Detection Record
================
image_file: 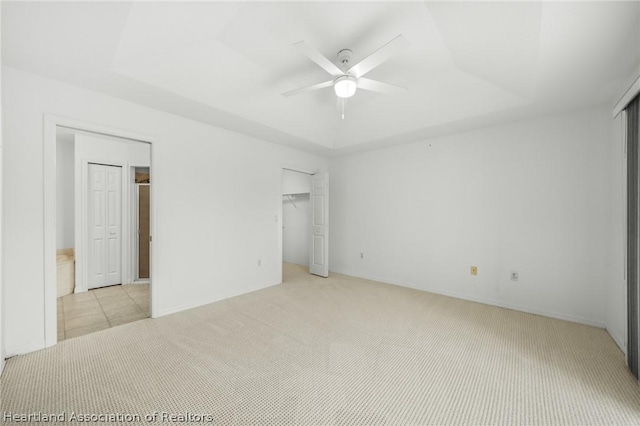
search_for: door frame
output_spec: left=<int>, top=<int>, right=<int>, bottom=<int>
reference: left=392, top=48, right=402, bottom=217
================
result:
left=44, top=115, right=157, bottom=348
left=279, top=165, right=321, bottom=283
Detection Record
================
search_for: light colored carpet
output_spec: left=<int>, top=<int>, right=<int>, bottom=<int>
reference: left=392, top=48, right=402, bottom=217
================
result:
left=1, top=263, right=639, bottom=424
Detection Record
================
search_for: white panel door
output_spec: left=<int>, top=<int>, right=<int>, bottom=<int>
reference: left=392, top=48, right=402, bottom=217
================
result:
left=88, top=164, right=122, bottom=289
left=309, top=173, right=329, bottom=277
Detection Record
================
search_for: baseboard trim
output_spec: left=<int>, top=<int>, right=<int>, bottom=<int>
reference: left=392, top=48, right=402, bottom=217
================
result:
left=5, top=340, right=46, bottom=359
left=606, top=327, right=627, bottom=355
left=331, top=268, right=605, bottom=328
left=154, top=281, right=281, bottom=318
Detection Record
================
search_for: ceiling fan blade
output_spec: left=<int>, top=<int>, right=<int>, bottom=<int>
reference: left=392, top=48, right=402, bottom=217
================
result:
left=282, top=80, right=334, bottom=97
left=293, top=41, right=344, bottom=77
left=357, top=78, right=407, bottom=95
left=348, top=34, right=409, bottom=79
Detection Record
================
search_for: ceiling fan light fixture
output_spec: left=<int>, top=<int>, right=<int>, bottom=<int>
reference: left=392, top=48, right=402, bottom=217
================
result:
left=334, top=75, right=357, bottom=98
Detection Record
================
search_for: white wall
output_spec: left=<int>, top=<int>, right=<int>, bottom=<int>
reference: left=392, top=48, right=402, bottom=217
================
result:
left=606, top=112, right=627, bottom=352
left=75, top=133, right=151, bottom=167
left=0, top=3, right=5, bottom=376
left=0, top=144, right=4, bottom=376
left=283, top=169, right=311, bottom=195
left=2, top=66, right=326, bottom=356
left=283, top=194, right=310, bottom=266
left=56, top=135, right=74, bottom=249
left=330, top=107, right=612, bottom=327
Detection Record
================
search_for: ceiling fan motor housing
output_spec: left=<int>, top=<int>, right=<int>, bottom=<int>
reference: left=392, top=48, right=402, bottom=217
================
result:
left=337, top=49, right=353, bottom=67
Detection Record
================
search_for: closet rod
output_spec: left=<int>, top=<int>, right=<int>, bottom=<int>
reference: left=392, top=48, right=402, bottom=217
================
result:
left=283, top=167, right=314, bottom=175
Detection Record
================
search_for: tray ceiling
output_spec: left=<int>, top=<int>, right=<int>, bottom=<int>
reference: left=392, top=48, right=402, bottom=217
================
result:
left=3, top=1, right=639, bottom=156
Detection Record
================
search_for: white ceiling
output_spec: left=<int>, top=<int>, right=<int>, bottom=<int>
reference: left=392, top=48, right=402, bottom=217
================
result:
left=3, top=1, right=639, bottom=157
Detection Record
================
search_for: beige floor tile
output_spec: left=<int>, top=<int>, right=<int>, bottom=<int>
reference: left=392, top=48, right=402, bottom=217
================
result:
left=54, top=285, right=149, bottom=341
left=64, top=306, right=104, bottom=321
left=98, top=294, right=136, bottom=310
left=63, top=298, right=101, bottom=312
left=62, top=291, right=96, bottom=303
left=129, top=293, right=149, bottom=304
left=93, top=285, right=126, bottom=299
left=108, top=311, right=149, bottom=327
left=104, top=303, right=142, bottom=321
left=65, top=312, right=108, bottom=331
left=132, top=302, right=149, bottom=313
left=64, top=321, right=110, bottom=339
left=123, top=284, right=149, bottom=294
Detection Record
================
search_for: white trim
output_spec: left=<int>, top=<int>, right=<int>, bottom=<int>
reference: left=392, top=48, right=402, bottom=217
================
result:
left=0, top=0, right=5, bottom=378
left=43, top=117, right=57, bottom=348
left=44, top=115, right=157, bottom=349
left=613, top=75, right=640, bottom=118
left=622, top=110, right=628, bottom=356
left=149, top=143, right=158, bottom=320
left=132, top=170, right=138, bottom=282
left=5, top=341, right=48, bottom=359
left=608, top=327, right=626, bottom=357
left=0, top=146, right=4, bottom=377
left=155, top=281, right=281, bottom=318
left=282, top=165, right=315, bottom=176
left=331, top=268, right=607, bottom=328
left=282, top=164, right=316, bottom=176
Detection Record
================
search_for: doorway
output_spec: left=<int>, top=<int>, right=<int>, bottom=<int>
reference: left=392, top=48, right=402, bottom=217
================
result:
left=135, top=167, right=150, bottom=282
left=281, top=168, right=329, bottom=279
left=52, top=124, right=153, bottom=342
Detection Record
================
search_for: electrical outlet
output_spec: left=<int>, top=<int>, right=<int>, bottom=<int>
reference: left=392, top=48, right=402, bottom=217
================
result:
left=510, top=271, right=519, bottom=281
left=360, top=253, right=364, bottom=259
left=470, top=266, right=478, bottom=275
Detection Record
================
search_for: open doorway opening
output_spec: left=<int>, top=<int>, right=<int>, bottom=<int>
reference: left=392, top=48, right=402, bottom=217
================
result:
left=282, top=168, right=329, bottom=279
left=55, top=127, right=151, bottom=341
left=134, top=167, right=150, bottom=282
left=282, top=169, right=311, bottom=280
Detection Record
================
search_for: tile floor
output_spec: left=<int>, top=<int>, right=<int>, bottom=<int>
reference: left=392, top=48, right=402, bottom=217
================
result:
left=57, top=284, right=149, bottom=341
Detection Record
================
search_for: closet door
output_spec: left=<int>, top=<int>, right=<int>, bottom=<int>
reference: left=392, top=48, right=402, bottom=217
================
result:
left=309, top=173, right=329, bottom=277
left=88, top=164, right=122, bottom=289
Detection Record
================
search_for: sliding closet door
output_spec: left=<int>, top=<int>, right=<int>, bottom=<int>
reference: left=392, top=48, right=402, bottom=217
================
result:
left=627, top=94, right=639, bottom=379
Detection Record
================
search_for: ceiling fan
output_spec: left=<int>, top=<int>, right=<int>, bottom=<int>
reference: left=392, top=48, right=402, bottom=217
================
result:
left=282, top=35, right=409, bottom=105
